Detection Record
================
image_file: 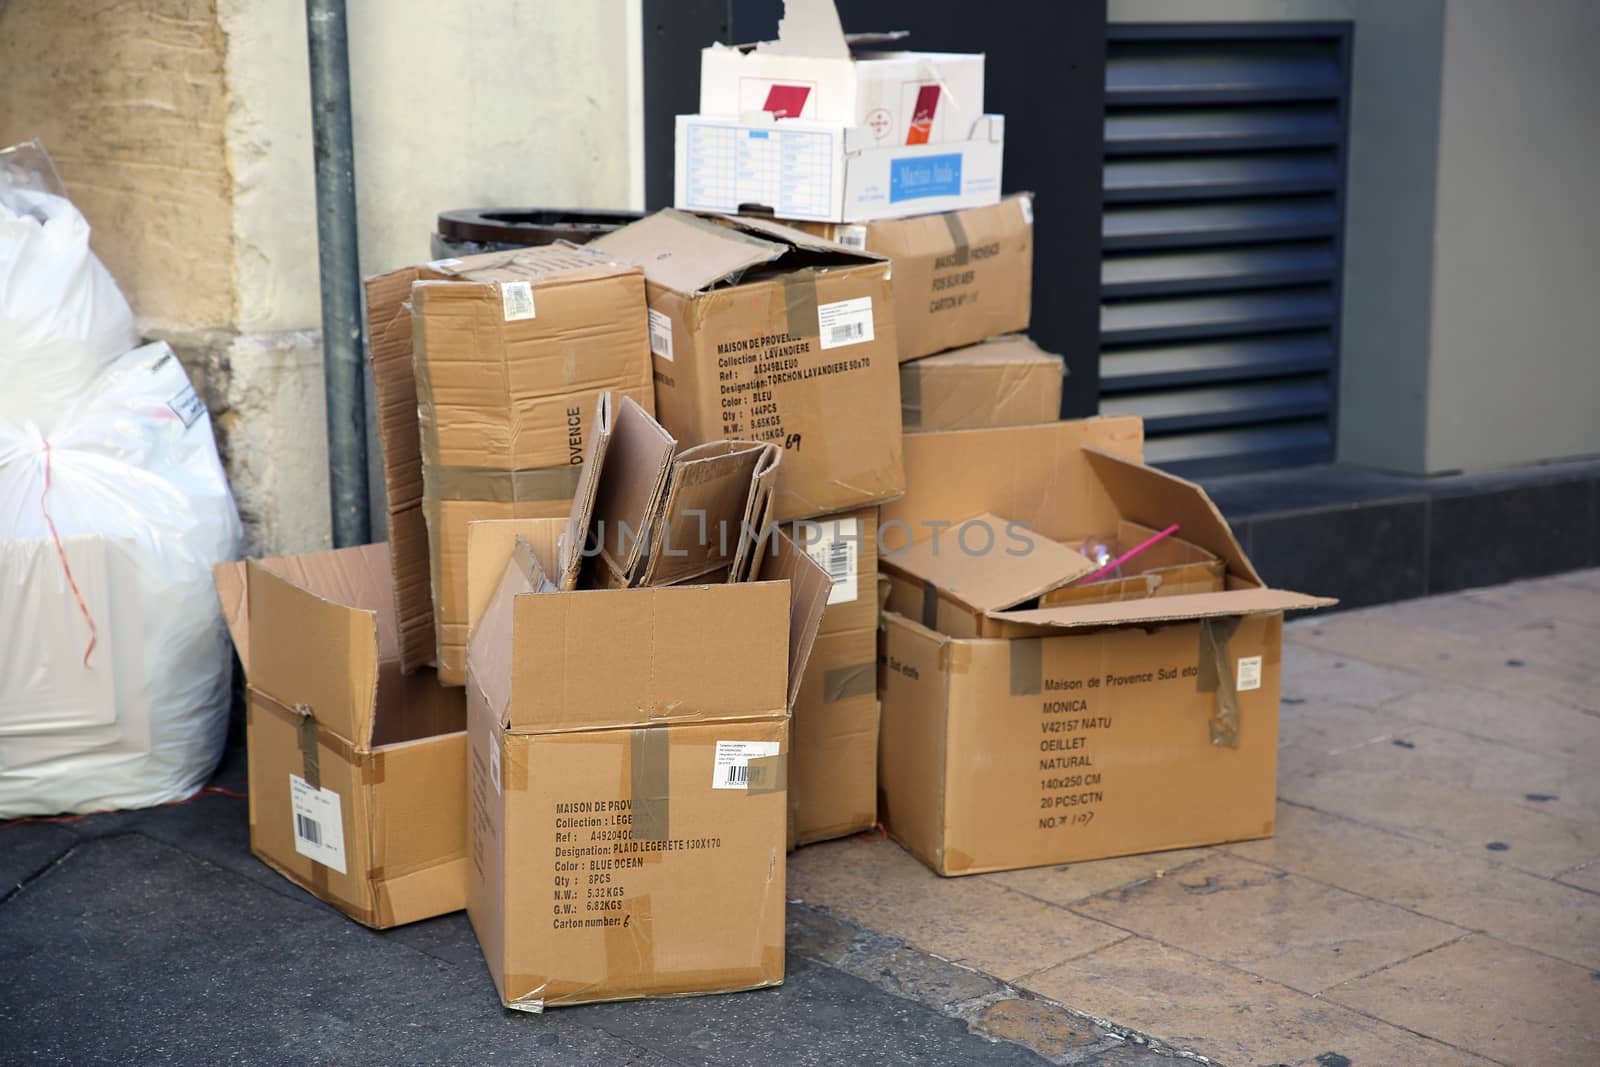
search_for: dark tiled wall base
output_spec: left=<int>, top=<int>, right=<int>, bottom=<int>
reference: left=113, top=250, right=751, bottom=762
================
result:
left=1207, top=460, right=1600, bottom=612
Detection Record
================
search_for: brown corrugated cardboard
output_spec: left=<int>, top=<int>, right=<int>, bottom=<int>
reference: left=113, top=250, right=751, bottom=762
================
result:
left=788, top=626, right=879, bottom=849
left=901, top=335, right=1065, bottom=432
left=372, top=245, right=654, bottom=685
left=592, top=210, right=905, bottom=521
left=464, top=520, right=829, bottom=1010
left=800, top=195, right=1033, bottom=361
left=876, top=419, right=1334, bottom=875
left=788, top=507, right=878, bottom=637
left=212, top=544, right=467, bottom=928
left=1039, top=520, right=1224, bottom=609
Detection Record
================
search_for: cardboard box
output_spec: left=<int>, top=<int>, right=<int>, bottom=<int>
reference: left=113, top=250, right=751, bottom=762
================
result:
left=784, top=507, right=880, bottom=846
left=380, top=245, right=654, bottom=684
left=699, top=0, right=984, bottom=147
left=802, top=197, right=1033, bottom=362
left=593, top=211, right=905, bottom=521
left=465, top=518, right=830, bottom=1010
left=901, top=335, right=1063, bottom=431
left=877, top=419, right=1333, bottom=876
left=675, top=113, right=1004, bottom=223
left=213, top=544, right=469, bottom=928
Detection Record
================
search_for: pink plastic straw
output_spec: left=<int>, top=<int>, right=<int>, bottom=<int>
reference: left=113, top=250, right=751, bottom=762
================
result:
left=1072, top=523, right=1181, bottom=585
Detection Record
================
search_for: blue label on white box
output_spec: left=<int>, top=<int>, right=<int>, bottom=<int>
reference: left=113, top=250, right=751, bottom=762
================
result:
left=889, top=153, right=963, bottom=202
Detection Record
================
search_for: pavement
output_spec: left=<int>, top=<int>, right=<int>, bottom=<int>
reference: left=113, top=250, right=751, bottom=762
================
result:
left=3, top=570, right=1598, bottom=1066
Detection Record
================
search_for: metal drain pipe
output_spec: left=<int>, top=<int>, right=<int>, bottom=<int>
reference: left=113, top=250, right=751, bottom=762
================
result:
left=306, top=0, right=370, bottom=547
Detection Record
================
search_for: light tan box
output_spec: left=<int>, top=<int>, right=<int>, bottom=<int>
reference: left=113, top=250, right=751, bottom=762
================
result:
left=877, top=418, right=1332, bottom=876
left=788, top=625, right=879, bottom=849
left=593, top=210, right=905, bottom=521
left=801, top=194, right=1032, bottom=361
left=464, top=519, right=829, bottom=1010
left=901, top=335, right=1064, bottom=432
left=366, top=245, right=655, bottom=684
left=213, top=544, right=468, bottom=928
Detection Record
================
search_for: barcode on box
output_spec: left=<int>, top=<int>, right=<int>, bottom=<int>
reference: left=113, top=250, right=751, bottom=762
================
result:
left=1236, top=655, right=1263, bottom=692
left=501, top=281, right=536, bottom=321
left=838, top=224, right=868, bottom=250
left=802, top=517, right=860, bottom=605
left=711, top=739, right=781, bottom=790
left=648, top=308, right=674, bottom=361
left=816, top=297, right=874, bottom=351
left=289, top=774, right=348, bottom=873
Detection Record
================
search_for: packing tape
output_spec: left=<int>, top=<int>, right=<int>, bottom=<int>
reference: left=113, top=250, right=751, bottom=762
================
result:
left=370, top=878, right=395, bottom=928
left=942, top=211, right=971, bottom=267
left=430, top=464, right=584, bottom=504
left=920, top=580, right=939, bottom=630
left=1197, top=616, right=1244, bottom=748
left=781, top=268, right=820, bottom=340
left=366, top=751, right=386, bottom=787
left=746, top=753, right=788, bottom=796
left=295, top=703, right=321, bottom=789
left=1009, top=638, right=1044, bottom=697
left=412, top=307, right=447, bottom=667
left=503, top=734, right=529, bottom=791
left=603, top=893, right=656, bottom=991
left=629, top=727, right=670, bottom=842
left=900, top=364, right=923, bottom=429
left=822, top=661, right=875, bottom=703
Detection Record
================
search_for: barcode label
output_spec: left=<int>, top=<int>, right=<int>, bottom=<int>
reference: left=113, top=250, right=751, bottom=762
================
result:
left=711, top=740, right=781, bottom=790
left=838, top=225, right=868, bottom=250
left=1019, top=194, right=1034, bottom=225
left=1236, top=655, right=1263, bottom=692
left=648, top=308, right=674, bottom=361
left=289, top=774, right=348, bottom=873
left=802, top=517, right=860, bottom=605
left=816, top=296, right=874, bottom=351
left=501, top=281, right=536, bottom=321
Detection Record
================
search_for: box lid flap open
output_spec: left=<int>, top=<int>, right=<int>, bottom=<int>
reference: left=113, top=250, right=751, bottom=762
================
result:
left=988, top=587, right=1335, bottom=631
left=881, top=513, right=1095, bottom=613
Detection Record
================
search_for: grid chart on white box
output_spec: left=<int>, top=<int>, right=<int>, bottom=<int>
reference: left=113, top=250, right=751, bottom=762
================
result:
left=683, top=123, right=835, bottom=219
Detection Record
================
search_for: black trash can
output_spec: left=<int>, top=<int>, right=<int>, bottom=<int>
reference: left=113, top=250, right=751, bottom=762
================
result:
left=432, top=208, right=643, bottom=259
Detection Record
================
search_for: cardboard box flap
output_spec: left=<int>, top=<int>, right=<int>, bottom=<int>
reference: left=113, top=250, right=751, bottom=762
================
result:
left=507, top=581, right=792, bottom=732
left=885, top=417, right=1145, bottom=543
left=433, top=241, right=637, bottom=287
left=716, top=213, right=885, bottom=262
left=466, top=536, right=550, bottom=724
left=594, top=209, right=788, bottom=295
left=246, top=554, right=383, bottom=748
left=642, top=439, right=775, bottom=586
left=212, top=559, right=250, bottom=674
left=592, top=395, right=677, bottom=579
left=754, top=528, right=832, bottom=708
left=919, top=335, right=1064, bottom=371
left=1083, top=449, right=1261, bottom=587
left=882, top=513, right=1096, bottom=613
left=466, top=518, right=565, bottom=639
left=988, top=587, right=1335, bottom=630
left=559, top=392, right=612, bottom=591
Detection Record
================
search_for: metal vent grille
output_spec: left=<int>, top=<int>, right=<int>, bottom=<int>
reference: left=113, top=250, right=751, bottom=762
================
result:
left=1099, top=24, right=1352, bottom=476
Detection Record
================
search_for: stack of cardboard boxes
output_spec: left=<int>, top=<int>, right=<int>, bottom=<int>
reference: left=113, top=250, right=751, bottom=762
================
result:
left=209, top=0, right=1328, bottom=1016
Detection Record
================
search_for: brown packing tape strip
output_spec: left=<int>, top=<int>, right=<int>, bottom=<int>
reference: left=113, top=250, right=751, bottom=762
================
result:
left=1197, top=616, right=1244, bottom=748
left=367, top=751, right=386, bottom=787
left=782, top=268, right=820, bottom=340
left=430, top=464, right=584, bottom=503
left=900, top=363, right=923, bottom=429
left=295, top=704, right=321, bottom=789
left=822, top=662, right=875, bottom=703
left=942, top=211, right=971, bottom=266
left=629, top=727, right=670, bottom=842
left=746, top=753, right=787, bottom=796
left=1009, top=638, right=1043, bottom=697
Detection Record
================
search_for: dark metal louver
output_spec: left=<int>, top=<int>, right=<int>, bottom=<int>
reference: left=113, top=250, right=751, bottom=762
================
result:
left=1099, top=23, right=1352, bottom=476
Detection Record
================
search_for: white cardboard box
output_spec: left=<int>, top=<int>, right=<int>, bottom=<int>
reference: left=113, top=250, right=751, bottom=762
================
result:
left=674, top=113, right=1004, bottom=223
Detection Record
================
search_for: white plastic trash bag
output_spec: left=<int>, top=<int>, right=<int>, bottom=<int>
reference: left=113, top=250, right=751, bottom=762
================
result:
left=0, top=342, right=244, bottom=817
left=0, top=140, right=138, bottom=433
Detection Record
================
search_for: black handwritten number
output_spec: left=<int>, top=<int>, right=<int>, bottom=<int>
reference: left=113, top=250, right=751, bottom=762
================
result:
left=623, top=913, right=631, bottom=928
left=785, top=433, right=803, bottom=451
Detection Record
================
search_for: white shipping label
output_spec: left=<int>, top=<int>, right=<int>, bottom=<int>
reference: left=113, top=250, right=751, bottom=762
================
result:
left=817, top=297, right=874, bottom=351
left=838, top=225, right=869, bottom=251
left=1019, top=194, right=1034, bottom=225
left=501, top=281, right=536, bottom=321
left=712, top=740, right=781, bottom=790
left=803, top=517, right=860, bottom=605
left=289, top=775, right=348, bottom=874
left=489, top=737, right=502, bottom=795
left=648, top=308, right=674, bottom=361
left=1236, top=655, right=1263, bottom=693
left=166, top=383, right=207, bottom=429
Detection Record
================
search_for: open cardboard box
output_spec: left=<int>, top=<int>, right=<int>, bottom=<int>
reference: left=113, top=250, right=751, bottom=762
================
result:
left=463, top=512, right=830, bottom=1010
left=877, top=418, right=1334, bottom=876
left=213, top=545, right=468, bottom=928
